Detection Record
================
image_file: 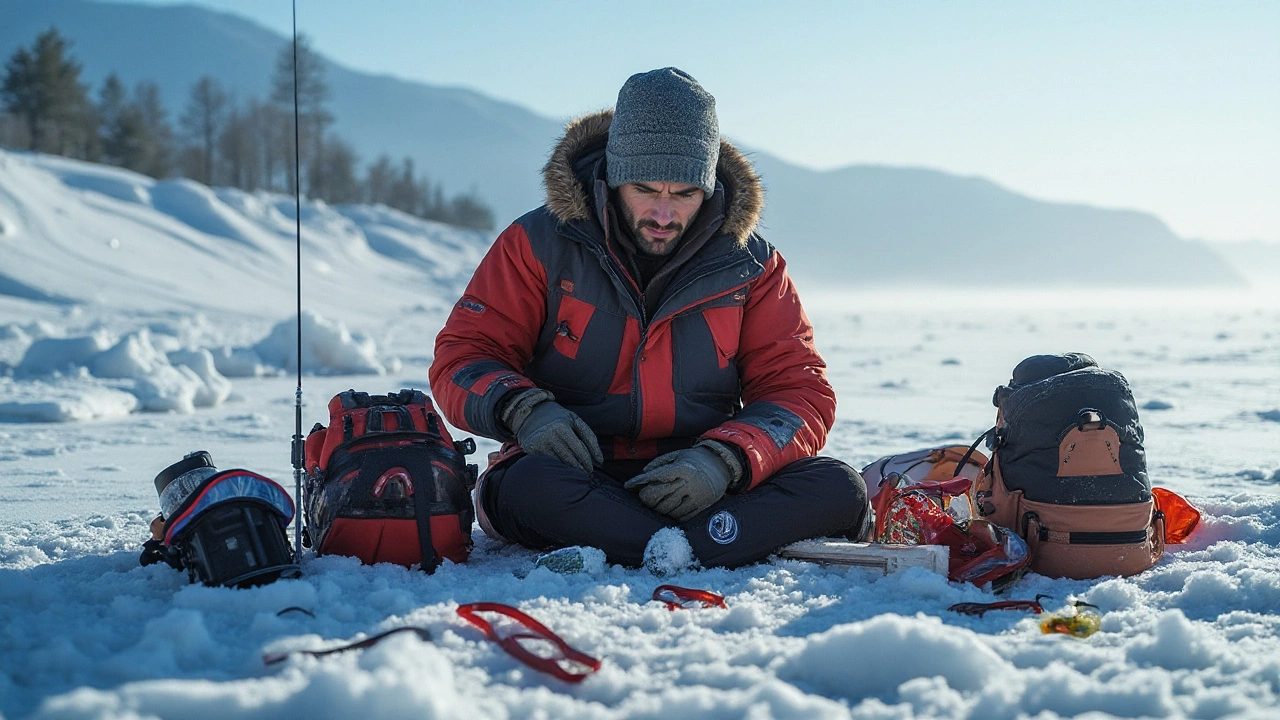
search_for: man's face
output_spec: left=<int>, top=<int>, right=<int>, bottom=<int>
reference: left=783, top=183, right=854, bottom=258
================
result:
left=616, top=181, right=705, bottom=256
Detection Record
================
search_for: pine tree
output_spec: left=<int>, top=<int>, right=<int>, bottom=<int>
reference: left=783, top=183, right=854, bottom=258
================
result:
left=99, top=77, right=174, bottom=178
left=364, top=154, right=397, bottom=206
left=270, top=33, right=332, bottom=195
left=98, top=73, right=140, bottom=167
left=386, top=157, right=425, bottom=216
left=179, top=76, right=228, bottom=185
left=131, top=81, right=174, bottom=178
left=309, top=136, right=360, bottom=204
left=445, top=192, right=496, bottom=231
left=1, top=28, right=92, bottom=154
left=218, top=105, right=260, bottom=191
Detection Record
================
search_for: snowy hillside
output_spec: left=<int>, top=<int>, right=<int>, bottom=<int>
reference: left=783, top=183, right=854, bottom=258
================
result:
left=0, top=148, right=487, bottom=420
left=2, top=150, right=1280, bottom=719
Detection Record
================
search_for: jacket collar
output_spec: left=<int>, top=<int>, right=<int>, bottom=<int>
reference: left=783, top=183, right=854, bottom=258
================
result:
left=541, top=109, right=764, bottom=247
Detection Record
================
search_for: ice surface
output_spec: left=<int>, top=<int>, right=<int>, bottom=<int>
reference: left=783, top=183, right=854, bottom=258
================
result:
left=1, top=149, right=1279, bottom=718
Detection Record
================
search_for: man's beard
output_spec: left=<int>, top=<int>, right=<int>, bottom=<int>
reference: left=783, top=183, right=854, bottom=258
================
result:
left=620, top=203, right=686, bottom=256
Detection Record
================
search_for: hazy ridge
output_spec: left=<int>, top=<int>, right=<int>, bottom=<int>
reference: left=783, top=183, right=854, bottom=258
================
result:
left=0, top=0, right=1247, bottom=288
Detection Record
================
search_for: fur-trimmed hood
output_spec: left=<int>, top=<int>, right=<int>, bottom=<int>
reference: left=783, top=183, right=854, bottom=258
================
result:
left=542, top=110, right=764, bottom=245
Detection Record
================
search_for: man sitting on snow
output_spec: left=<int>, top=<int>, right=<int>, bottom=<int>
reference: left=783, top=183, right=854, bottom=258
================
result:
left=429, top=67, right=870, bottom=568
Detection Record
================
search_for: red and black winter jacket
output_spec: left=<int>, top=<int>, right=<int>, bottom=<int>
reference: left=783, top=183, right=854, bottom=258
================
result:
left=429, top=111, right=835, bottom=490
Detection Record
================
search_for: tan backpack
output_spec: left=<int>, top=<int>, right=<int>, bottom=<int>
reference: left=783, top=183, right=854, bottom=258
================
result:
left=968, top=353, right=1165, bottom=579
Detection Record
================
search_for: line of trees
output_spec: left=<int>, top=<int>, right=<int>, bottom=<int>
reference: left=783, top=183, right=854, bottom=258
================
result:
left=0, top=28, right=494, bottom=230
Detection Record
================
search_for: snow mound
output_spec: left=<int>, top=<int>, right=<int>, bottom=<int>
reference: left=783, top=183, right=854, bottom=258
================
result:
left=779, top=613, right=1013, bottom=701
left=0, top=323, right=28, bottom=342
left=0, top=214, right=16, bottom=238
left=12, top=329, right=232, bottom=417
left=57, top=168, right=152, bottom=204
left=89, top=330, right=228, bottom=413
left=149, top=179, right=262, bottom=248
left=88, top=330, right=172, bottom=379
left=168, top=349, right=233, bottom=407
left=208, top=346, right=268, bottom=378
left=254, top=312, right=385, bottom=375
left=0, top=377, right=138, bottom=422
left=23, top=320, right=63, bottom=340
left=214, top=187, right=295, bottom=234
left=1126, top=609, right=1226, bottom=671
left=16, top=333, right=114, bottom=377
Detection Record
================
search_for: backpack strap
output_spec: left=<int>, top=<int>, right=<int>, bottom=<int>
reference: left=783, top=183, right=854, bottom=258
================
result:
left=367, top=405, right=416, bottom=433
left=954, top=427, right=995, bottom=477
left=412, top=468, right=441, bottom=573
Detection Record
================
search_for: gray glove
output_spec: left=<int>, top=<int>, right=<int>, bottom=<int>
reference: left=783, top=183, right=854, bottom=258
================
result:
left=623, top=442, right=742, bottom=522
left=504, top=391, right=602, bottom=473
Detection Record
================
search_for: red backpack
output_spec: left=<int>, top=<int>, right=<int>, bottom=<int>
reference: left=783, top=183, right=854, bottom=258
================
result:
left=303, top=389, right=476, bottom=571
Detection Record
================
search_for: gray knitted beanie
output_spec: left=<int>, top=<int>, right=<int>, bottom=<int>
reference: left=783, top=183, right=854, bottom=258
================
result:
left=606, top=67, right=720, bottom=195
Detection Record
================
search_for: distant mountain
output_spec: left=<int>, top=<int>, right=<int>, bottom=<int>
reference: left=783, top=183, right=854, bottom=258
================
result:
left=0, top=0, right=564, bottom=224
left=0, top=0, right=1244, bottom=288
left=749, top=156, right=1242, bottom=287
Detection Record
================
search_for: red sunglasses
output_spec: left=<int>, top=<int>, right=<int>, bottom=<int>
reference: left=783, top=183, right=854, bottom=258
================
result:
left=456, top=602, right=601, bottom=683
left=652, top=584, right=728, bottom=611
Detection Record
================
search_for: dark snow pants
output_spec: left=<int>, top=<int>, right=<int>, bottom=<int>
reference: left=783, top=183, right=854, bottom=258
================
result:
left=479, top=454, right=872, bottom=568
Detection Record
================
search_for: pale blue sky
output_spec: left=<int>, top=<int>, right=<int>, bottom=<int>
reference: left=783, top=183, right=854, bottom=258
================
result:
left=128, top=0, right=1278, bottom=242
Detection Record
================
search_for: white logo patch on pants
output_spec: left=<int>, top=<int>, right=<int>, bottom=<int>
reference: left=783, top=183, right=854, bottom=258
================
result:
left=707, top=510, right=740, bottom=544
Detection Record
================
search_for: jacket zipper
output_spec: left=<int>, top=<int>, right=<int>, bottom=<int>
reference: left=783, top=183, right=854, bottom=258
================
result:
left=562, top=223, right=760, bottom=445
left=562, top=223, right=648, bottom=440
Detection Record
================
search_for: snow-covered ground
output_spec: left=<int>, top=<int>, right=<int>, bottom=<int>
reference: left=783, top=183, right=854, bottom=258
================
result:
left=1, top=149, right=1279, bottom=719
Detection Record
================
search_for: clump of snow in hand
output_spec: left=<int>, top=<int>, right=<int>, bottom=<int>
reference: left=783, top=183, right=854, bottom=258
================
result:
left=779, top=613, right=1014, bottom=702
left=642, top=527, right=698, bottom=576
left=254, top=311, right=385, bottom=375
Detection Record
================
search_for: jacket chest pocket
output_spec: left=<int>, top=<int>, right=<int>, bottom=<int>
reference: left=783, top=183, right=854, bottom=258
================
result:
left=553, top=294, right=596, bottom=360
left=702, top=305, right=743, bottom=369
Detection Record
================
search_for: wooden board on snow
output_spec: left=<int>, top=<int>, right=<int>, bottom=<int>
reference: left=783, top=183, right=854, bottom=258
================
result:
left=778, top=540, right=948, bottom=576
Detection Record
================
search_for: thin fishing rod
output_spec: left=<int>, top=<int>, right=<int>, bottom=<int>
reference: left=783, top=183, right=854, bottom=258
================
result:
left=290, top=0, right=304, bottom=558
